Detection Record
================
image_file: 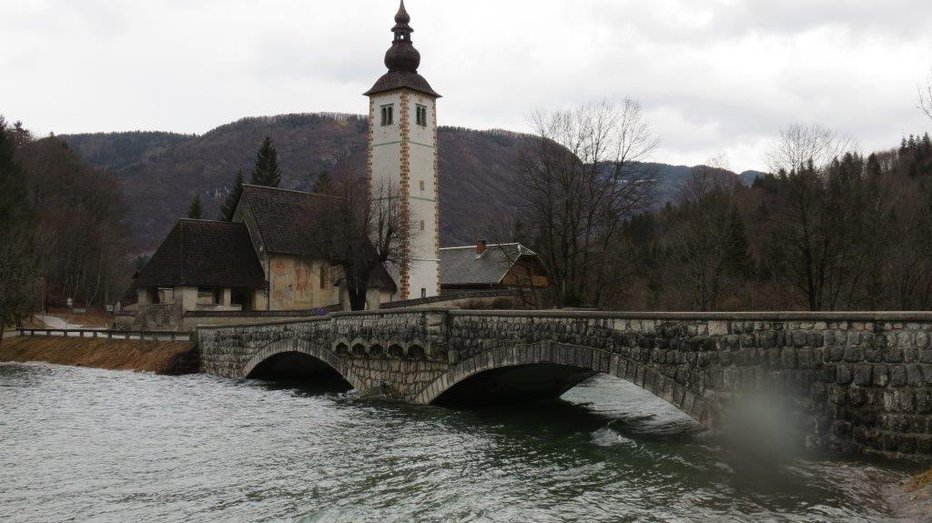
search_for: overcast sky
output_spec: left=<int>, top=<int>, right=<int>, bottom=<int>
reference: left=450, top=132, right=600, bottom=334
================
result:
left=2, top=0, right=931, bottom=172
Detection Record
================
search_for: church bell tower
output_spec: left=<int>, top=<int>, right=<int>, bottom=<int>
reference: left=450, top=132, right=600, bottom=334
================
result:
left=365, top=0, right=441, bottom=300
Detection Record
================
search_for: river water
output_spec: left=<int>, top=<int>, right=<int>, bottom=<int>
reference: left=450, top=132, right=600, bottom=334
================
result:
left=0, top=362, right=916, bottom=522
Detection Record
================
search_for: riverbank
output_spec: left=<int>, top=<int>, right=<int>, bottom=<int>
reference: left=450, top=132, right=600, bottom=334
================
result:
left=0, top=336, right=199, bottom=375
left=884, top=468, right=932, bottom=522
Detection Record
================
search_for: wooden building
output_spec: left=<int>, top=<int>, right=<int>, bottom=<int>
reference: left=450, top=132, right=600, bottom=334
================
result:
left=439, top=241, right=550, bottom=292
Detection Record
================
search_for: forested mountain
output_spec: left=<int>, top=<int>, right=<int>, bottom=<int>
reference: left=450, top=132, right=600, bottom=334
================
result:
left=61, top=113, right=755, bottom=252
left=14, top=112, right=932, bottom=312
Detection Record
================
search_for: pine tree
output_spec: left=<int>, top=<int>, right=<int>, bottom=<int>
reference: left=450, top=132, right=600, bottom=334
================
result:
left=251, top=136, right=282, bottom=187
left=187, top=194, right=203, bottom=219
left=312, top=170, right=331, bottom=194
left=0, top=117, right=35, bottom=342
left=220, top=170, right=244, bottom=222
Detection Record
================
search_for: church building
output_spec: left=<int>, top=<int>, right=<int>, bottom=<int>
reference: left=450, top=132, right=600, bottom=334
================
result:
left=365, top=0, right=442, bottom=300
left=132, top=0, right=441, bottom=312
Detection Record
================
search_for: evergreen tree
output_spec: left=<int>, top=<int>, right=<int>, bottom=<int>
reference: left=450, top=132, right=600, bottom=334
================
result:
left=251, top=136, right=282, bottom=187
left=187, top=194, right=203, bottom=219
left=312, top=170, right=331, bottom=194
left=220, top=170, right=244, bottom=222
left=0, top=117, right=35, bottom=343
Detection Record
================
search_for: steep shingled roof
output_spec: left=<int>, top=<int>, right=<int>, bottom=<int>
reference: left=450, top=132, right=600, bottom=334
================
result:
left=239, top=185, right=397, bottom=293
left=239, top=185, right=337, bottom=258
left=440, top=243, right=537, bottom=286
left=134, top=220, right=266, bottom=289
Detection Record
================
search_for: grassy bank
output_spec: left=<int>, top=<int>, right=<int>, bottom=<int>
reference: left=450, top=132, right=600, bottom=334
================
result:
left=0, top=336, right=199, bottom=375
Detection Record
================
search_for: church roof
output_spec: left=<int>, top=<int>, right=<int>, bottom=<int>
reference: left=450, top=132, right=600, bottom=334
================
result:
left=134, top=220, right=266, bottom=289
left=440, top=243, right=538, bottom=286
left=239, top=185, right=338, bottom=258
left=365, top=72, right=440, bottom=98
left=238, top=185, right=397, bottom=292
left=364, top=1, right=440, bottom=98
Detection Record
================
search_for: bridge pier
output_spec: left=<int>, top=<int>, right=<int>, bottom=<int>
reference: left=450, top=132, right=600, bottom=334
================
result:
left=198, top=309, right=932, bottom=461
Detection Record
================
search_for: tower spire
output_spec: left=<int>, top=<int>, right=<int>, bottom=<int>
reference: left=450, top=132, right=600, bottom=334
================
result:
left=366, top=0, right=439, bottom=97
left=385, top=0, right=419, bottom=72
left=395, top=0, right=411, bottom=27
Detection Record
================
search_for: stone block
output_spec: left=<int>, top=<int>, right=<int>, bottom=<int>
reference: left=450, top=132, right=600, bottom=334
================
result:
left=907, top=364, right=924, bottom=387
left=853, top=365, right=872, bottom=387
left=836, top=366, right=853, bottom=385
left=848, top=388, right=866, bottom=407
left=885, top=347, right=904, bottom=363
left=843, top=345, right=863, bottom=363
left=890, top=365, right=908, bottom=387
left=872, top=365, right=889, bottom=387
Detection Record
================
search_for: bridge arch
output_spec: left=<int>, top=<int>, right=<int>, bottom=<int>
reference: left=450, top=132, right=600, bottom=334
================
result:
left=241, top=339, right=363, bottom=391
left=415, top=342, right=716, bottom=426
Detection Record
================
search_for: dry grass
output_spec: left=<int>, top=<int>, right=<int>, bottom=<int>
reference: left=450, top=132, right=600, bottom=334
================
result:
left=44, top=307, right=111, bottom=327
left=0, top=336, right=197, bottom=374
left=909, top=469, right=932, bottom=492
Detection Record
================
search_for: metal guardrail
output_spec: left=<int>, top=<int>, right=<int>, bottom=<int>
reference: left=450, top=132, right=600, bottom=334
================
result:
left=16, top=328, right=195, bottom=342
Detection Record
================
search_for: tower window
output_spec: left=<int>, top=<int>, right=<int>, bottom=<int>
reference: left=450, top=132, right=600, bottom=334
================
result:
left=419, top=180, right=425, bottom=191
left=381, top=104, right=394, bottom=126
left=416, top=105, right=427, bottom=127
left=419, top=220, right=425, bottom=231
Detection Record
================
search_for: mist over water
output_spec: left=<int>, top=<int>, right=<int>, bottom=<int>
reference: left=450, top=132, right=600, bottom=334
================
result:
left=0, top=363, right=912, bottom=522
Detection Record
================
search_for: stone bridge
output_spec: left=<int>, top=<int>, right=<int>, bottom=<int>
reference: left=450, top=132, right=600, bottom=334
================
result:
left=198, top=309, right=932, bottom=460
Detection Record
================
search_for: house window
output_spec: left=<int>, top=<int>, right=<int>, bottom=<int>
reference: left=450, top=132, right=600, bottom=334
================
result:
left=156, top=287, right=174, bottom=304
left=421, top=288, right=427, bottom=298
left=320, top=264, right=330, bottom=289
left=381, top=104, right=394, bottom=126
left=197, top=287, right=218, bottom=305
left=416, top=105, right=427, bottom=127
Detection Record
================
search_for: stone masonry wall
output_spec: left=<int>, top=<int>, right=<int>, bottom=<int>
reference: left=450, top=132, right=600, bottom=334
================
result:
left=198, top=310, right=932, bottom=461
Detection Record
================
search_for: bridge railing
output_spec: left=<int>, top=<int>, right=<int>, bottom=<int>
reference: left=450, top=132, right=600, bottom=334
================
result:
left=17, top=328, right=196, bottom=342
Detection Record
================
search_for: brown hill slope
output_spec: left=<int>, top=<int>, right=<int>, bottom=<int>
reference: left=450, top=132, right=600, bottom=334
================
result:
left=61, top=113, right=758, bottom=253
left=62, top=113, right=529, bottom=251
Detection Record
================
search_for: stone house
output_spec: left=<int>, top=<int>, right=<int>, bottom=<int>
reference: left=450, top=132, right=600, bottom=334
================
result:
left=133, top=185, right=396, bottom=313
left=133, top=219, right=267, bottom=311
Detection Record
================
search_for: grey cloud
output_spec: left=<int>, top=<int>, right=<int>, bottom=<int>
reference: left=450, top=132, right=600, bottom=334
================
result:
left=1, top=0, right=930, bottom=173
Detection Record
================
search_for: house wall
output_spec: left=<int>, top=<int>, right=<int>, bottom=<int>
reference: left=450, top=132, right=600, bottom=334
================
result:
left=176, top=286, right=199, bottom=311
left=268, top=255, right=341, bottom=310
left=501, top=257, right=550, bottom=288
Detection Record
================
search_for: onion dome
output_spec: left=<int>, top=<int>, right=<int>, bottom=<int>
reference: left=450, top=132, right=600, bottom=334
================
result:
left=365, top=0, right=440, bottom=98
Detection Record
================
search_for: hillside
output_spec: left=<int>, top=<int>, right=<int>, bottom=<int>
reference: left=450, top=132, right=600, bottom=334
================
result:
left=61, top=113, right=757, bottom=252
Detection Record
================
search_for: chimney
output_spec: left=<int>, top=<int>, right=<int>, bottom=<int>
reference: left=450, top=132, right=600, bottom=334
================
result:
left=476, top=239, right=487, bottom=255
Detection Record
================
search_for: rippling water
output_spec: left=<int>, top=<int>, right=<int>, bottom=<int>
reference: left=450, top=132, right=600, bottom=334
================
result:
left=0, top=363, right=914, bottom=522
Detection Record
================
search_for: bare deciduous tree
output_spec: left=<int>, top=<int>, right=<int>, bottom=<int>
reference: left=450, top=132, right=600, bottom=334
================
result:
left=664, top=166, right=751, bottom=311
left=309, top=174, right=408, bottom=311
left=519, top=99, right=660, bottom=307
left=920, top=69, right=932, bottom=121
left=766, top=123, right=853, bottom=175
